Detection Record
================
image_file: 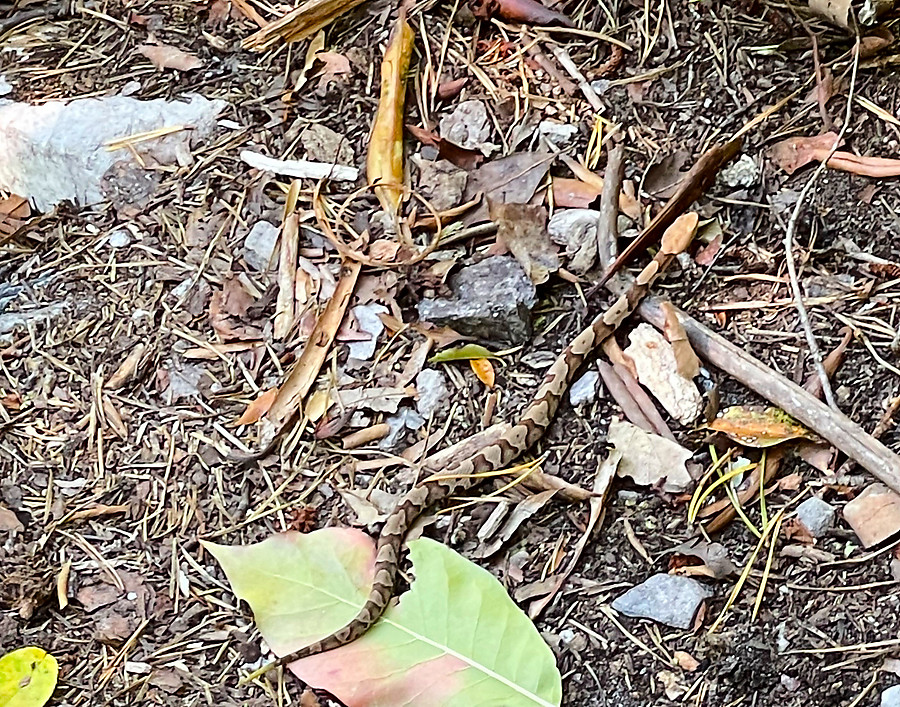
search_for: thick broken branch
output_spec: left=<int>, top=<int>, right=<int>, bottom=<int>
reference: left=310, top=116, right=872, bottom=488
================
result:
left=639, top=297, right=900, bottom=495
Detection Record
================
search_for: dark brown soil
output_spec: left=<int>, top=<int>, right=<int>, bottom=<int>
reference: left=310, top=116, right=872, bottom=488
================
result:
left=2, top=1, right=900, bottom=706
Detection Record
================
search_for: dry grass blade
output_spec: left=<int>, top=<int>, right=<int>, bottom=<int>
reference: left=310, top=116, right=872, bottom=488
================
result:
left=241, top=0, right=368, bottom=51
left=258, top=258, right=363, bottom=448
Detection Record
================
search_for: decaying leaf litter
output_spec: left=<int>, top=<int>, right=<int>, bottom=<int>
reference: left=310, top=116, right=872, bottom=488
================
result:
left=4, top=0, right=900, bottom=705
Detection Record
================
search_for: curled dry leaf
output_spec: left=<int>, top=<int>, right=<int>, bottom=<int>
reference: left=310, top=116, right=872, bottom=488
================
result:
left=242, top=0, right=368, bottom=50
left=670, top=538, right=736, bottom=579
left=367, top=17, right=415, bottom=215
left=709, top=406, right=819, bottom=447
left=771, top=132, right=900, bottom=178
left=137, top=43, right=203, bottom=71
left=770, top=132, right=845, bottom=175
left=236, top=388, right=278, bottom=426
left=608, top=418, right=693, bottom=493
left=0, top=194, right=30, bottom=237
left=470, top=358, right=496, bottom=388
left=406, top=124, right=484, bottom=169
left=809, top=0, right=852, bottom=28
left=661, top=301, right=700, bottom=380
left=469, top=0, right=575, bottom=27
left=624, top=323, right=703, bottom=426
left=489, top=201, right=559, bottom=285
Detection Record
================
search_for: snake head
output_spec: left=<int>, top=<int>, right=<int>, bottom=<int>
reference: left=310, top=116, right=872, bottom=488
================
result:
left=660, top=212, right=699, bottom=255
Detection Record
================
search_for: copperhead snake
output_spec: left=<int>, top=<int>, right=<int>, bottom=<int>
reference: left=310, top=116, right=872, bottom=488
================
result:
left=261, top=215, right=696, bottom=673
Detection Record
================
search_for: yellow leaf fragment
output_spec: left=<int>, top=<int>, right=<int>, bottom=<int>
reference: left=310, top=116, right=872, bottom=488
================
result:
left=470, top=358, right=496, bottom=388
left=708, top=406, right=818, bottom=447
left=367, top=17, right=415, bottom=216
left=0, top=647, right=58, bottom=707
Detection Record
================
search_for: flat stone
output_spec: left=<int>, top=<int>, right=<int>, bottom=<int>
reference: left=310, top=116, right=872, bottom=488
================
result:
left=243, top=221, right=278, bottom=271
left=843, top=483, right=900, bottom=548
left=569, top=370, right=599, bottom=406
left=418, top=256, right=536, bottom=344
left=416, top=369, right=449, bottom=418
left=612, top=573, right=713, bottom=629
left=795, top=496, right=835, bottom=538
left=882, top=685, right=900, bottom=707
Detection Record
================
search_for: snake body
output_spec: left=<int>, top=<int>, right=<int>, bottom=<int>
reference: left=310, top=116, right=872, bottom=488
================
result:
left=265, top=218, right=695, bottom=671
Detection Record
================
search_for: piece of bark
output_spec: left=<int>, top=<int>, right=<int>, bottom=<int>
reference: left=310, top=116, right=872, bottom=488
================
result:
left=597, top=144, right=625, bottom=269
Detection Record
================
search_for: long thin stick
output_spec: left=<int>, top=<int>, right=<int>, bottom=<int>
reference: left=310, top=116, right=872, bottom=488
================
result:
left=782, top=41, right=860, bottom=409
left=638, top=297, right=900, bottom=495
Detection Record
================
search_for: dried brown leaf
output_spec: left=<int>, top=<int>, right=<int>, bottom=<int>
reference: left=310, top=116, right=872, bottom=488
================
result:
left=489, top=201, right=559, bottom=284
left=470, top=0, right=574, bottom=26
left=662, top=301, right=700, bottom=380
left=236, top=388, right=278, bottom=426
left=608, top=418, right=693, bottom=493
left=843, top=483, right=900, bottom=547
left=769, top=132, right=844, bottom=175
left=137, top=43, right=203, bottom=71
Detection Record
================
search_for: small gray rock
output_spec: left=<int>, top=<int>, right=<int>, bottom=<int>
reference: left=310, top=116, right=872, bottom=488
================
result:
left=612, top=573, right=713, bottom=629
left=795, top=496, right=836, bottom=538
left=538, top=120, right=578, bottom=147
left=569, top=370, right=599, bottom=406
left=414, top=156, right=468, bottom=211
left=106, top=229, right=132, bottom=248
left=440, top=99, right=490, bottom=150
left=882, top=685, right=900, bottom=707
left=416, top=369, right=449, bottom=418
left=719, top=154, right=759, bottom=188
left=418, top=256, right=536, bottom=344
left=243, top=221, right=278, bottom=271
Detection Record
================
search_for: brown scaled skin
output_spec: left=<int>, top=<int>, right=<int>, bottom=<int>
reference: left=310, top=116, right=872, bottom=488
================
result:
left=252, top=217, right=697, bottom=678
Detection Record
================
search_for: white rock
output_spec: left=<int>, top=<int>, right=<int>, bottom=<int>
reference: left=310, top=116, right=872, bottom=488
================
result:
left=106, top=229, right=132, bottom=248
left=624, top=324, right=703, bottom=425
left=569, top=370, right=599, bottom=406
left=416, top=369, right=449, bottom=418
left=439, top=99, right=491, bottom=150
left=347, top=303, right=387, bottom=360
left=882, top=685, right=900, bottom=707
left=0, top=94, right=226, bottom=210
left=243, top=221, right=278, bottom=271
left=538, top=120, right=578, bottom=147
left=720, top=154, right=759, bottom=188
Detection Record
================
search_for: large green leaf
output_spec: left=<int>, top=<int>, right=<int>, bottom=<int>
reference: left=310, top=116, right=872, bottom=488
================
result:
left=0, top=646, right=58, bottom=707
left=205, top=529, right=561, bottom=707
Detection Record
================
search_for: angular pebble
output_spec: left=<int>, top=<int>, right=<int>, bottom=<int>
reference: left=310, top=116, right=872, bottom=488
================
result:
left=612, top=573, right=712, bottom=629
left=882, top=685, right=900, bottom=707
left=418, top=256, right=536, bottom=344
left=843, top=483, right=900, bottom=548
left=416, top=369, right=449, bottom=418
left=795, top=496, right=835, bottom=538
left=243, top=221, right=278, bottom=271
left=569, top=370, right=599, bottom=406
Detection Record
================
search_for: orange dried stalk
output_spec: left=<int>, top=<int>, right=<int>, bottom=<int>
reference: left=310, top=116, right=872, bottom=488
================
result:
left=367, top=15, right=415, bottom=217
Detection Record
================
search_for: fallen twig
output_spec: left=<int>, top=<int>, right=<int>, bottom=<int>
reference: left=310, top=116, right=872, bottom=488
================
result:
left=592, top=138, right=742, bottom=292
left=782, top=40, right=860, bottom=410
left=597, top=143, right=624, bottom=269
left=639, top=297, right=900, bottom=495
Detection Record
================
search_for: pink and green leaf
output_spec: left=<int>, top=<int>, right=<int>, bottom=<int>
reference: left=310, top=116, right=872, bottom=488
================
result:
left=205, top=529, right=561, bottom=707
